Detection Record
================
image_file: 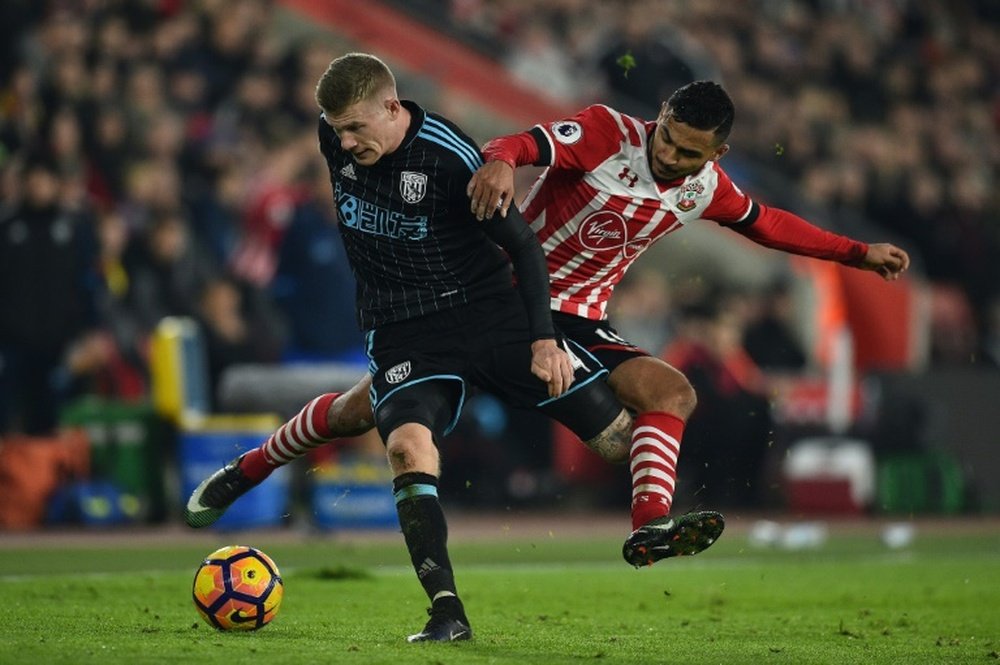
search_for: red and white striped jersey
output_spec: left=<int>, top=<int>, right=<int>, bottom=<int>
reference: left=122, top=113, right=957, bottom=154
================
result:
left=487, top=104, right=755, bottom=321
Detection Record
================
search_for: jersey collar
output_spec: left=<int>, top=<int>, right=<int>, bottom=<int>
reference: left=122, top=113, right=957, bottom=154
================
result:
left=398, top=100, right=425, bottom=151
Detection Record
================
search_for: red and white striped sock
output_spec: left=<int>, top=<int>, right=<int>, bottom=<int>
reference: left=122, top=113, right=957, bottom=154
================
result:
left=629, top=412, right=684, bottom=530
left=239, top=393, right=340, bottom=482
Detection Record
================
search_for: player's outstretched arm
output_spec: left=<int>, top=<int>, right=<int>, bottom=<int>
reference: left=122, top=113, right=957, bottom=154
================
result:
left=732, top=205, right=912, bottom=282
left=854, top=243, right=910, bottom=281
left=468, top=160, right=516, bottom=221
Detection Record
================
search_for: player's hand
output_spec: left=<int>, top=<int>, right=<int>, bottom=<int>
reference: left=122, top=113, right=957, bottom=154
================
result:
left=529, top=338, right=575, bottom=398
left=857, top=243, right=910, bottom=281
left=467, top=160, right=515, bottom=221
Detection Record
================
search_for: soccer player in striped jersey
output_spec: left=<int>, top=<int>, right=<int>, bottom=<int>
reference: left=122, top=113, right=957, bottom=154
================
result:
left=467, top=80, right=910, bottom=565
left=187, top=53, right=642, bottom=643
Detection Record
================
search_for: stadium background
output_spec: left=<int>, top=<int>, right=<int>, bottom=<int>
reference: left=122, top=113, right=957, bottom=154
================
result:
left=0, top=0, right=998, bottom=533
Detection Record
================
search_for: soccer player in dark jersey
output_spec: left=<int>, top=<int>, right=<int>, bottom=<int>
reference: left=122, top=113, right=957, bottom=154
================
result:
left=466, top=80, right=910, bottom=563
left=187, top=52, right=663, bottom=643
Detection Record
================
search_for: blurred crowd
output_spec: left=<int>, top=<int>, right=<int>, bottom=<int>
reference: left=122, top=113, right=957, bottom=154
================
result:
left=0, top=0, right=365, bottom=435
left=1, top=0, right=998, bottom=457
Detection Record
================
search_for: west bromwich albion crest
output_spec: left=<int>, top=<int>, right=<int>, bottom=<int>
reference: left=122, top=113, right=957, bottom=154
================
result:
left=385, top=361, right=412, bottom=384
left=400, top=171, right=428, bottom=204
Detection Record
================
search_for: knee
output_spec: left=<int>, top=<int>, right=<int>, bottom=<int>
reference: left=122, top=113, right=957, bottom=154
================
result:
left=668, top=374, right=697, bottom=420
left=642, top=368, right=697, bottom=420
left=628, top=367, right=698, bottom=420
left=385, top=427, right=438, bottom=475
left=611, top=359, right=697, bottom=420
left=386, top=440, right=416, bottom=473
left=385, top=438, right=419, bottom=474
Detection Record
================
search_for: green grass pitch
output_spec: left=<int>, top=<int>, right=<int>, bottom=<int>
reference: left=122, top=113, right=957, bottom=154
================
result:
left=2, top=522, right=998, bottom=664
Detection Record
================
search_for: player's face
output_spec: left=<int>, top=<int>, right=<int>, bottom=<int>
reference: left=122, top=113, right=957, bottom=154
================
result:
left=324, top=96, right=402, bottom=166
left=648, top=108, right=728, bottom=181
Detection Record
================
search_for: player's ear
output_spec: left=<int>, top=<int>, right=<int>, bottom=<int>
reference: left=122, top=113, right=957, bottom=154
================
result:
left=385, top=96, right=401, bottom=117
left=658, top=102, right=670, bottom=122
left=713, top=143, right=730, bottom=161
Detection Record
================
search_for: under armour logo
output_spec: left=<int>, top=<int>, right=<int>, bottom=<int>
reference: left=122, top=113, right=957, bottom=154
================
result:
left=618, top=166, right=638, bottom=187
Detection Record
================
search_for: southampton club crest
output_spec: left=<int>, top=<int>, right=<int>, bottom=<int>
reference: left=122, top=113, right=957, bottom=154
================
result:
left=400, top=171, right=428, bottom=204
left=676, top=180, right=705, bottom=212
left=385, top=361, right=412, bottom=385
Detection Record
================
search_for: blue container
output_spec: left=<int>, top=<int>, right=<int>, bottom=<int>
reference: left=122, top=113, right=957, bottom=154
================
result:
left=178, top=415, right=289, bottom=530
left=47, top=481, right=141, bottom=526
left=311, top=457, right=397, bottom=530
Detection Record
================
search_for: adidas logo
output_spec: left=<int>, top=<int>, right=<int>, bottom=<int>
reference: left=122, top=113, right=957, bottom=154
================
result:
left=417, top=557, right=439, bottom=578
left=340, top=162, right=357, bottom=180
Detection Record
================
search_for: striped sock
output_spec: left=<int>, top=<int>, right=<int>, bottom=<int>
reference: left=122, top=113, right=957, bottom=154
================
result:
left=629, top=412, right=684, bottom=530
left=239, top=392, right=340, bottom=482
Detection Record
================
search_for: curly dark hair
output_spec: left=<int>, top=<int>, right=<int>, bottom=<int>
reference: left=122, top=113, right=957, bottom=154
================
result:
left=667, top=81, right=735, bottom=144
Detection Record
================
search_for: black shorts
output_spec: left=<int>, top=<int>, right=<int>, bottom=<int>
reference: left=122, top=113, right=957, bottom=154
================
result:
left=367, top=290, right=620, bottom=442
left=552, top=311, right=650, bottom=372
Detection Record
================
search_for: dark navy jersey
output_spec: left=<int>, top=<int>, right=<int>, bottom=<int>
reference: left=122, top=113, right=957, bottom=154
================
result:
left=318, top=100, right=513, bottom=331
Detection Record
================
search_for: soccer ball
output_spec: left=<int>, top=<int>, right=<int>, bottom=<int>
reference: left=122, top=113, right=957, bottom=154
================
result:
left=192, top=545, right=284, bottom=630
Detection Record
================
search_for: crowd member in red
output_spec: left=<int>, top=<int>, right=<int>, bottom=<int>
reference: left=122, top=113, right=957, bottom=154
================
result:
left=467, top=80, right=909, bottom=556
left=660, top=296, right=773, bottom=508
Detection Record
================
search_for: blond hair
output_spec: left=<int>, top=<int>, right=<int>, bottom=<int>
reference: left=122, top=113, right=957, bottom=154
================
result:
left=315, top=52, right=396, bottom=115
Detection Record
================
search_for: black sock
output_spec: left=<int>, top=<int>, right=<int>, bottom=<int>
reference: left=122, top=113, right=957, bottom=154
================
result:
left=393, top=472, right=458, bottom=604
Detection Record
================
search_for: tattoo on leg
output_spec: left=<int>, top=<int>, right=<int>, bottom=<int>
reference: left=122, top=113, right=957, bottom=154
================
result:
left=583, top=409, right=632, bottom=464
